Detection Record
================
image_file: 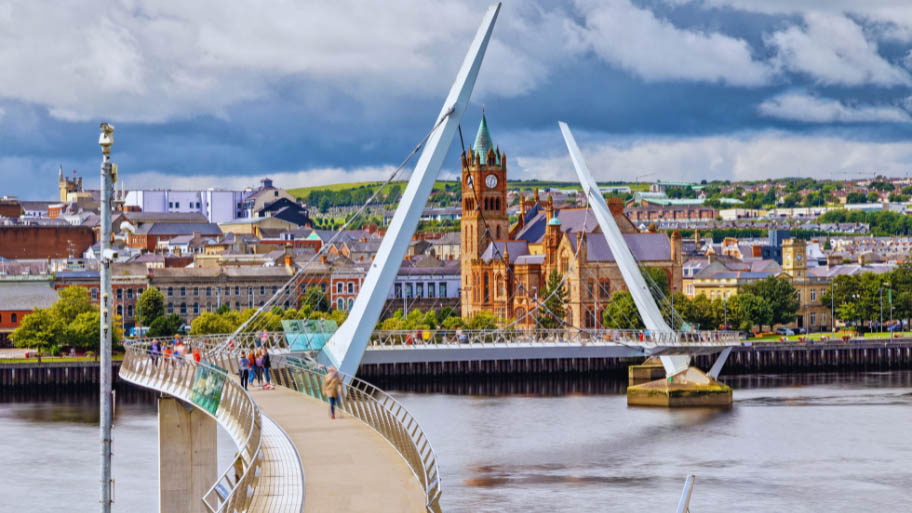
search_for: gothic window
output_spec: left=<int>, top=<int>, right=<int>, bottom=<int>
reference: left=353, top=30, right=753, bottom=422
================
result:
left=587, top=280, right=594, bottom=300
left=496, top=274, right=504, bottom=298
left=585, top=309, right=596, bottom=329
left=599, top=280, right=611, bottom=299
left=484, top=273, right=490, bottom=302
left=496, top=225, right=501, bottom=239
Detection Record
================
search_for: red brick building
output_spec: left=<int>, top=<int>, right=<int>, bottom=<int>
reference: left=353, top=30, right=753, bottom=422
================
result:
left=0, top=281, right=59, bottom=346
left=0, top=225, right=95, bottom=259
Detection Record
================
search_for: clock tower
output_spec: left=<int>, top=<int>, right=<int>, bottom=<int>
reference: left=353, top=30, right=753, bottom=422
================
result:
left=461, top=111, right=508, bottom=316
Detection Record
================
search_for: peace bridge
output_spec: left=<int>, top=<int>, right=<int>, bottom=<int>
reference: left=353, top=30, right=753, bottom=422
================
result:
left=113, top=4, right=738, bottom=511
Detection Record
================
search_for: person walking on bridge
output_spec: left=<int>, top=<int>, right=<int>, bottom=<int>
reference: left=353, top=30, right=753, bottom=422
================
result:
left=238, top=353, right=250, bottom=391
left=323, top=367, right=342, bottom=419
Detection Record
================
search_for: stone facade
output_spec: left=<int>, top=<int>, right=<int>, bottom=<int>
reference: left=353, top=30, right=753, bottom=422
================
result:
left=460, top=115, right=681, bottom=328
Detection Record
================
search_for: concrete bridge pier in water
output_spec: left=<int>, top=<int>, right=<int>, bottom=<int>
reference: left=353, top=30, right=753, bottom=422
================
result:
left=158, top=396, right=218, bottom=513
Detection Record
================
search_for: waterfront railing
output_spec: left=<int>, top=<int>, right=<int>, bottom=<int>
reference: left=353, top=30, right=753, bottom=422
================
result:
left=274, top=355, right=444, bottom=513
left=119, top=342, right=264, bottom=513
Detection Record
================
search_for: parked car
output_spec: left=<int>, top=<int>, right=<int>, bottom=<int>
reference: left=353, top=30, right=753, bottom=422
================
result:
left=775, top=327, right=795, bottom=336
left=738, top=330, right=754, bottom=339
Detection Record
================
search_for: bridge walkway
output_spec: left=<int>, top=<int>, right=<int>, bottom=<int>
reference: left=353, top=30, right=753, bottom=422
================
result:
left=248, top=384, right=426, bottom=513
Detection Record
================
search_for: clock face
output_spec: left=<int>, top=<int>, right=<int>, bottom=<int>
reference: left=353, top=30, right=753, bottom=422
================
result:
left=485, top=174, right=498, bottom=188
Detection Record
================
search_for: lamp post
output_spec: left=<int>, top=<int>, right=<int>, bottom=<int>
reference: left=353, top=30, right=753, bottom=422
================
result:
left=880, top=284, right=884, bottom=333
left=886, top=281, right=893, bottom=329
left=830, top=280, right=835, bottom=332
left=98, top=122, right=116, bottom=513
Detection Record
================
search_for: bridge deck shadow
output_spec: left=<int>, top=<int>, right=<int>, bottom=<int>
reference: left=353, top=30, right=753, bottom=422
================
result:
left=247, top=383, right=426, bottom=512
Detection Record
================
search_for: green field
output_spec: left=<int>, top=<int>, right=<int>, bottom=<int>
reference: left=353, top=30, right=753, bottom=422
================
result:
left=290, top=179, right=647, bottom=199
left=751, top=332, right=911, bottom=342
left=0, top=354, right=125, bottom=364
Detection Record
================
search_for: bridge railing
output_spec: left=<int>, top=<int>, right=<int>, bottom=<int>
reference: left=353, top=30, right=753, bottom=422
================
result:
left=119, top=342, right=264, bottom=513
left=272, top=355, right=444, bottom=513
left=367, top=328, right=742, bottom=348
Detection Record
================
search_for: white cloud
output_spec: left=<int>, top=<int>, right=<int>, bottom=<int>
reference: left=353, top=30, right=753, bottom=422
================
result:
left=764, top=13, right=911, bottom=87
left=574, top=0, right=773, bottom=86
left=758, top=93, right=912, bottom=123
left=0, top=1, right=578, bottom=122
left=515, top=131, right=912, bottom=183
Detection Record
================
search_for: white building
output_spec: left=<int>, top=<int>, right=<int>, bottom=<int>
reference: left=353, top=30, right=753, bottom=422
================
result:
left=125, top=189, right=252, bottom=224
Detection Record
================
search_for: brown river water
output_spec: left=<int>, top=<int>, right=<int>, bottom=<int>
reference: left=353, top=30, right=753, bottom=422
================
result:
left=2, top=371, right=910, bottom=512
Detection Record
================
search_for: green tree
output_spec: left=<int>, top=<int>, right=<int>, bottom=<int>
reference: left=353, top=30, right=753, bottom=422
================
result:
left=9, top=309, right=66, bottom=359
left=51, top=286, right=94, bottom=324
left=137, top=287, right=165, bottom=326
left=728, top=292, right=773, bottom=331
left=190, top=311, right=238, bottom=335
left=147, top=313, right=184, bottom=337
left=67, top=310, right=123, bottom=359
left=536, top=270, right=568, bottom=328
left=602, top=290, right=644, bottom=330
left=303, top=286, right=329, bottom=313
left=465, top=310, right=500, bottom=330
left=741, top=276, right=799, bottom=328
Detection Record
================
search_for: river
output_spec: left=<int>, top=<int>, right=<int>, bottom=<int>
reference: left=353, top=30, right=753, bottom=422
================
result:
left=2, top=372, right=911, bottom=512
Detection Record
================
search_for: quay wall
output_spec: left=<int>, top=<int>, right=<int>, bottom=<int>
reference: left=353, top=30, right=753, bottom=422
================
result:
left=357, top=340, right=912, bottom=380
left=0, top=361, right=122, bottom=387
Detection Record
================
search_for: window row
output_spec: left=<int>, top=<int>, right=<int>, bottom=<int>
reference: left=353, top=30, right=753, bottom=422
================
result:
left=394, top=282, right=448, bottom=299
left=165, top=285, right=279, bottom=298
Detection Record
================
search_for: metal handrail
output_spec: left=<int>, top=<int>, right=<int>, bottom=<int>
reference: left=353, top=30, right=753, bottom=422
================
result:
left=130, top=327, right=741, bottom=355
left=276, top=356, right=443, bottom=513
left=119, top=342, right=264, bottom=513
left=366, top=328, right=742, bottom=348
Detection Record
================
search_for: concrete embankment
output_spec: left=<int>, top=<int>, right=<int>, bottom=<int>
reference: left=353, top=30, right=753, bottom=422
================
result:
left=0, top=361, right=122, bottom=386
left=357, top=339, right=912, bottom=379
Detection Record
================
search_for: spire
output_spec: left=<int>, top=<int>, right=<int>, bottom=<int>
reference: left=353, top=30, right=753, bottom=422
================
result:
left=58, top=164, right=63, bottom=182
left=472, top=109, right=494, bottom=160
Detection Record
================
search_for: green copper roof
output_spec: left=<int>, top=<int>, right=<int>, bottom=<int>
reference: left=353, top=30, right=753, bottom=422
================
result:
left=472, top=113, right=500, bottom=164
left=548, top=216, right=561, bottom=226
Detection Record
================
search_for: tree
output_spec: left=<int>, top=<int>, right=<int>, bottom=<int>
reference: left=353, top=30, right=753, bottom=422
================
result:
left=190, top=311, right=238, bottom=335
left=741, top=277, right=799, bottom=328
left=728, top=292, right=772, bottom=331
left=677, top=294, right=718, bottom=331
left=536, top=270, right=568, bottom=328
left=137, top=287, right=165, bottom=326
left=10, top=309, right=66, bottom=359
left=67, top=310, right=123, bottom=359
left=465, top=310, right=500, bottom=330
left=147, top=314, right=183, bottom=337
left=51, top=286, right=94, bottom=325
left=303, top=287, right=329, bottom=313
left=602, top=290, right=643, bottom=330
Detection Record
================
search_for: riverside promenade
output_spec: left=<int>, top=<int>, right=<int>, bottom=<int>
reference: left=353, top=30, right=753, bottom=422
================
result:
left=249, top=385, right=426, bottom=513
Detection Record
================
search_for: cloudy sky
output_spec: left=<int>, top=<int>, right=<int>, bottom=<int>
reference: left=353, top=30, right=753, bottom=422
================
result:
left=4, top=0, right=912, bottom=199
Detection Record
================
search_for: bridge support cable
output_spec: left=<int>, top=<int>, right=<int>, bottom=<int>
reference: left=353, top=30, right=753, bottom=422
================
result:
left=319, top=3, right=503, bottom=378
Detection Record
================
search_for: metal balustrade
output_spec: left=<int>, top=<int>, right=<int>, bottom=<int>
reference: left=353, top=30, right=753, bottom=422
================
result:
left=366, top=328, right=743, bottom=348
left=273, top=356, right=443, bottom=513
left=119, top=342, right=264, bottom=513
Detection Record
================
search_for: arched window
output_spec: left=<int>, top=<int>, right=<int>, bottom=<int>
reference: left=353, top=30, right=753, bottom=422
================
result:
left=348, top=282, right=354, bottom=294
left=515, top=308, right=525, bottom=321
left=337, top=298, right=344, bottom=310
left=587, top=280, right=594, bottom=300
left=483, top=273, right=490, bottom=302
left=496, top=274, right=504, bottom=298
left=180, top=303, right=187, bottom=314
left=116, top=305, right=123, bottom=316
left=116, top=289, right=122, bottom=300
left=585, top=309, right=596, bottom=329
left=348, top=298, right=354, bottom=309
left=180, top=287, right=186, bottom=297
left=337, top=282, right=343, bottom=293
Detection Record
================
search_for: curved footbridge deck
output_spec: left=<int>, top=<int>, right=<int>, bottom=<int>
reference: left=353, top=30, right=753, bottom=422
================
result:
left=120, top=342, right=435, bottom=513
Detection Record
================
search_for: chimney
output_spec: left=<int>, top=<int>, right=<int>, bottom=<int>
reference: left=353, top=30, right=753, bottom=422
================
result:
left=320, top=254, right=327, bottom=264
left=606, top=197, right=625, bottom=217
left=284, top=254, right=293, bottom=270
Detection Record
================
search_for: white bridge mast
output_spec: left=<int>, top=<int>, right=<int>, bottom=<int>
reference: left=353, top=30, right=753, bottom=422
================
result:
left=319, top=3, right=502, bottom=377
left=559, top=122, right=691, bottom=376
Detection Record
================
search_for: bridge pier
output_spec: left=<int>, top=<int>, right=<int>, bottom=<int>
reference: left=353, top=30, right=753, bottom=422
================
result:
left=158, top=396, right=217, bottom=513
left=627, top=366, right=732, bottom=407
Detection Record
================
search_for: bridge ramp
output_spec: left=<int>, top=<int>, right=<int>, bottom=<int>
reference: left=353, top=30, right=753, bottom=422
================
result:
left=248, top=385, right=426, bottom=512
